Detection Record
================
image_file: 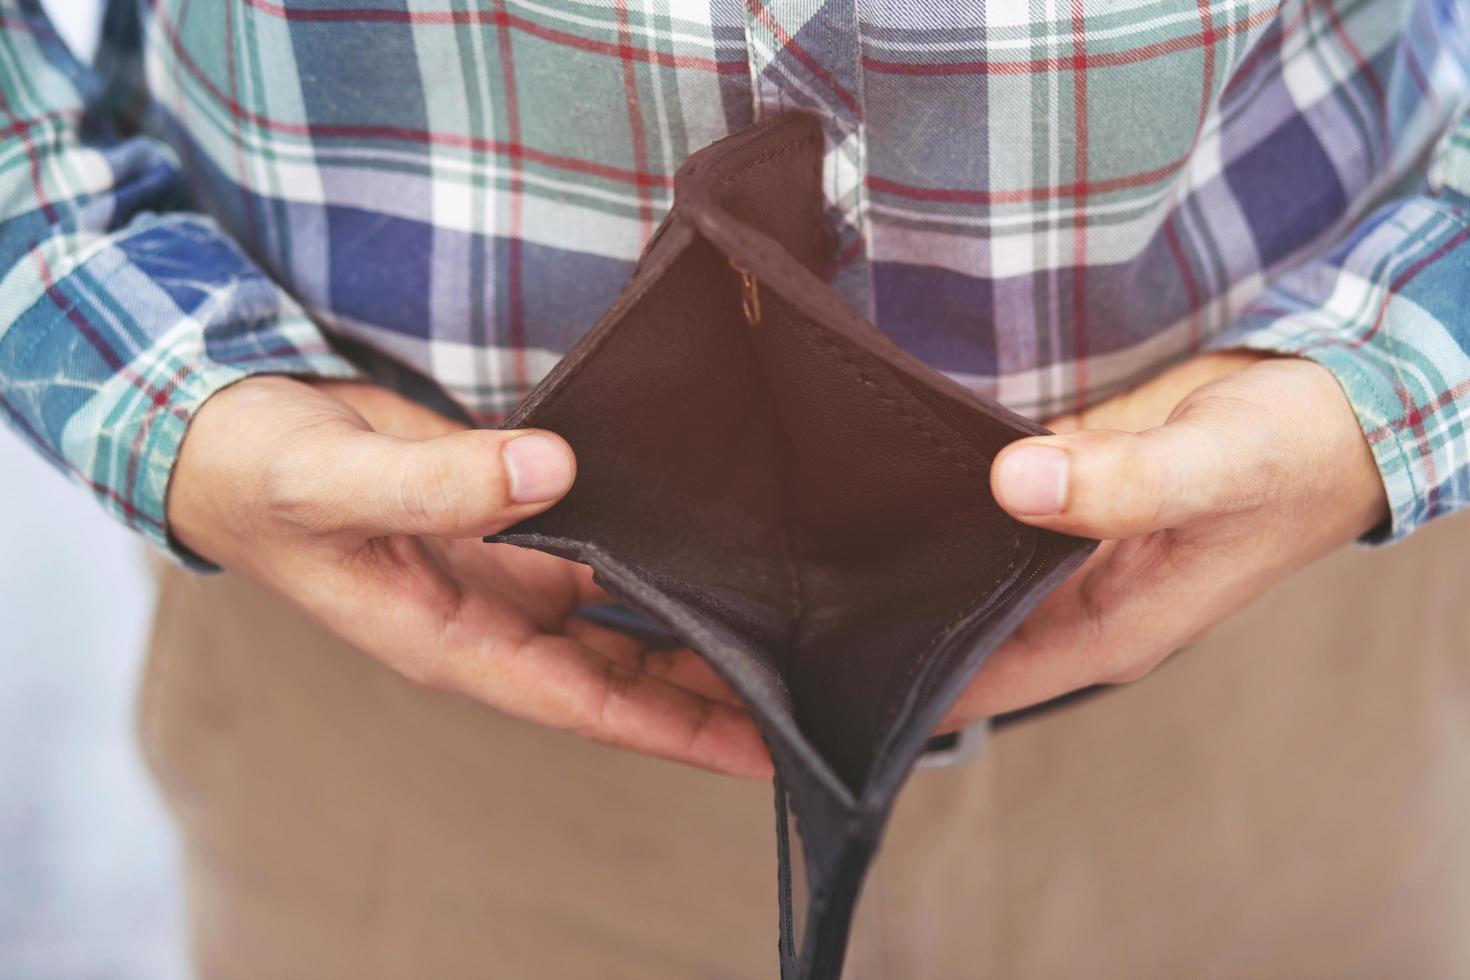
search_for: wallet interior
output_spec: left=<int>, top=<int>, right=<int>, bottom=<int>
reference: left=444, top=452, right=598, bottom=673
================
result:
left=489, top=113, right=1094, bottom=979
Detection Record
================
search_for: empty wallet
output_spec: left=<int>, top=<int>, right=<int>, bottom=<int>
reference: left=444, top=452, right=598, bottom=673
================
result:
left=487, top=112, right=1096, bottom=979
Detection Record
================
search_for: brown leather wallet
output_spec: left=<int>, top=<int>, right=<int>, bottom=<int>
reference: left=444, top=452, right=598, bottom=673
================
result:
left=488, top=112, right=1096, bottom=980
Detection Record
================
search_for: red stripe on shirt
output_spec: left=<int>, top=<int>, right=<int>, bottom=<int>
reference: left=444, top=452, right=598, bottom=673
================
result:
left=0, top=88, right=59, bottom=224
left=616, top=0, right=656, bottom=241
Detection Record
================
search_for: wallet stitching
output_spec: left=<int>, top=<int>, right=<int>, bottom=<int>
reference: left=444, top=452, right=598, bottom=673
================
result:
left=794, top=321, right=1028, bottom=739
left=883, top=566, right=1014, bottom=726
left=804, top=330, right=984, bottom=478
left=717, top=135, right=820, bottom=188
left=776, top=516, right=806, bottom=656
left=537, top=121, right=1023, bottom=773
left=717, top=128, right=1033, bottom=741
left=717, top=133, right=824, bottom=264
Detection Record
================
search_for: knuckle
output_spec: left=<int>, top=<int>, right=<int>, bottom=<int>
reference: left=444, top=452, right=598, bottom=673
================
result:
left=1068, top=433, right=1156, bottom=533
left=1104, top=659, right=1155, bottom=686
left=1076, top=572, right=1110, bottom=640
left=573, top=662, right=636, bottom=744
left=392, top=581, right=474, bottom=693
left=1099, top=644, right=1168, bottom=685
left=685, top=698, right=717, bottom=757
left=1129, top=441, right=1176, bottom=530
left=394, top=650, right=455, bottom=693
left=468, top=434, right=517, bottom=511
left=1090, top=634, right=1140, bottom=682
left=1182, top=395, right=1289, bottom=512
left=399, top=447, right=468, bottom=534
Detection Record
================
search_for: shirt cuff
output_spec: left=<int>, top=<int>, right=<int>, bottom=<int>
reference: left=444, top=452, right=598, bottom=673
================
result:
left=0, top=214, right=362, bottom=570
left=114, top=328, right=362, bottom=571
left=1210, top=195, right=1470, bottom=545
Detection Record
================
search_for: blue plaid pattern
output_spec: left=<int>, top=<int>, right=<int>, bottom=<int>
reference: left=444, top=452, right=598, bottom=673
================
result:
left=1, top=0, right=1469, bottom=557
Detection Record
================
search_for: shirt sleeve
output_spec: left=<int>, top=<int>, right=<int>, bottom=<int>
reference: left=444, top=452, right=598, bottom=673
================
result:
left=0, top=2, right=360, bottom=565
left=1213, top=105, right=1470, bottom=544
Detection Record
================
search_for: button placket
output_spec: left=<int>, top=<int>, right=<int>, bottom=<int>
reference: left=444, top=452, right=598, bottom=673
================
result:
left=741, top=0, right=873, bottom=317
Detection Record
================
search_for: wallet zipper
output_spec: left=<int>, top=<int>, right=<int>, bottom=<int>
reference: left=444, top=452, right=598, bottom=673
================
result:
left=907, top=536, right=1054, bottom=718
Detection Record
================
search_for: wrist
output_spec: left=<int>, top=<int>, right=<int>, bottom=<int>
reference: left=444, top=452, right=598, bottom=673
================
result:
left=1251, top=355, right=1390, bottom=540
left=166, top=376, right=306, bottom=565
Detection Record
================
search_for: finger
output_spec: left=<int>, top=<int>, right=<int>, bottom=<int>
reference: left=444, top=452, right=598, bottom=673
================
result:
left=299, top=428, right=576, bottom=538
left=939, top=622, right=1092, bottom=726
left=580, top=581, right=615, bottom=604
left=564, top=617, right=746, bottom=707
left=569, top=564, right=615, bottom=605
left=990, top=417, right=1272, bottom=540
left=942, top=535, right=1225, bottom=725
left=938, top=565, right=1105, bottom=725
left=303, top=557, right=772, bottom=779
left=437, top=540, right=597, bottom=629
left=455, top=630, right=773, bottom=779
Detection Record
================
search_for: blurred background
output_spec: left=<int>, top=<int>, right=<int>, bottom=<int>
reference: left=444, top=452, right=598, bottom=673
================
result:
left=0, top=3, right=188, bottom=977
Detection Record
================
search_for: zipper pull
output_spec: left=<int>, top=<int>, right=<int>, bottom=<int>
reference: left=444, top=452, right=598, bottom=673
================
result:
left=730, top=260, right=762, bottom=327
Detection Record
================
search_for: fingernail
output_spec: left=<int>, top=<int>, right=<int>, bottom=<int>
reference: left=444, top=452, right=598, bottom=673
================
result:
left=503, top=434, right=574, bottom=503
left=995, top=445, right=1068, bottom=516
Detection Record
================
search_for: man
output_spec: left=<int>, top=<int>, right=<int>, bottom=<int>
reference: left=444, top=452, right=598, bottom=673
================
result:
left=4, top=0, right=1470, bottom=975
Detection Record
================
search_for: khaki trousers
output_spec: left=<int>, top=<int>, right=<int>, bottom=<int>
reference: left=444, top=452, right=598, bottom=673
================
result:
left=140, top=513, right=1470, bottom=979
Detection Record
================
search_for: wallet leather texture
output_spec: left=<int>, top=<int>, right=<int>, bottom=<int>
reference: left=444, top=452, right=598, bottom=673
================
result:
left=488, top=112, right=1097, bottom=979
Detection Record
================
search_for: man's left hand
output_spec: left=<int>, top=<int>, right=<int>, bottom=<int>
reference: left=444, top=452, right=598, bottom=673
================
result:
left=947, top=350, right=1389, bottom=724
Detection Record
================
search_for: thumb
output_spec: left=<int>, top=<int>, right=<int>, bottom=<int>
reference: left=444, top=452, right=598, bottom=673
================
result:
left=312, top=427, right=576, bottom=538
left=990, top=419, right=1266, bottom=540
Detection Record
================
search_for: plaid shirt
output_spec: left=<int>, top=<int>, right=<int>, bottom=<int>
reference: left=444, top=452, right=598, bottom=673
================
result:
left=3, top=0, right=1469, bottom=560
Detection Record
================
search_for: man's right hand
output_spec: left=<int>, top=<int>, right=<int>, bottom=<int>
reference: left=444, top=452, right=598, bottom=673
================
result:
left=166, top=376, right=771, bottom=779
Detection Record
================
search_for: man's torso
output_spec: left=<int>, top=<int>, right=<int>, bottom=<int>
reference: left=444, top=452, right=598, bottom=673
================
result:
left=128, top=0, right=1467, bottom=418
